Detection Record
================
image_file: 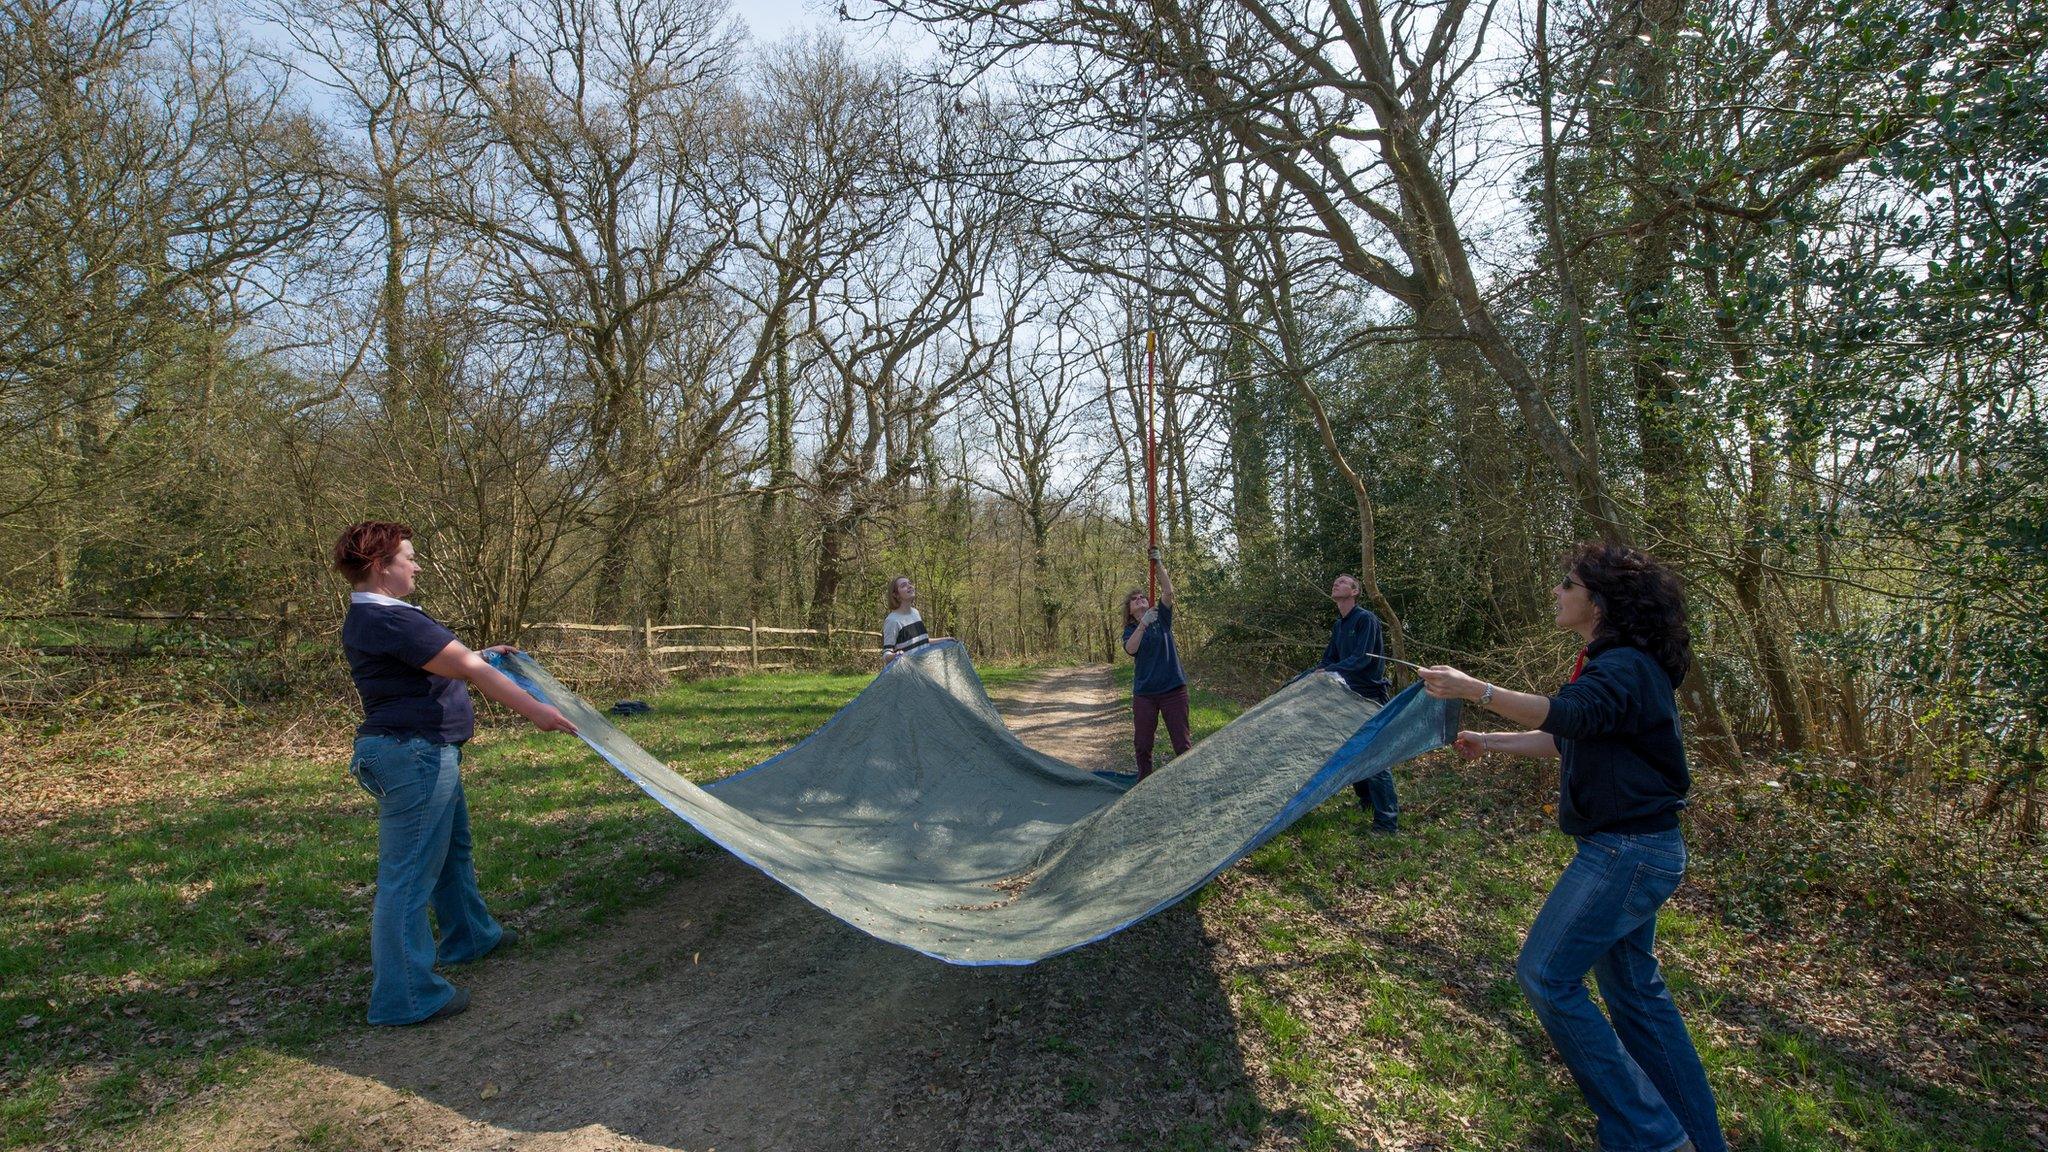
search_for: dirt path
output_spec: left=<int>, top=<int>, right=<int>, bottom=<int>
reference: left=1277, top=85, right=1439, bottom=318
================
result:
left=984, top=663, right=1129, bottom=774
left=120, top=666, right=1271, bottom=1152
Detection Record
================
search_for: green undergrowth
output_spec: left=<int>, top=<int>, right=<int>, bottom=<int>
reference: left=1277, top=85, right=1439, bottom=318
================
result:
left=1078, top=672, right=2044, bottom=1149
left=0, top=664, right=1038, bottom=1148
left=7, top=663, right=2041, bottom=1150
left=1204, top=747, right=2046, bottom=1150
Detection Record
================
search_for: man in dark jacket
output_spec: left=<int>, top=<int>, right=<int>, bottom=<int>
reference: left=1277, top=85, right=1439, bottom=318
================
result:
left=1314, top=574, right=1398, bottom=834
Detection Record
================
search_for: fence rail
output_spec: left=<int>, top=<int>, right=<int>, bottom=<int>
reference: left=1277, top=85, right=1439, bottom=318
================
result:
left=1, top=610, right=882, bottom=674
left=525, top=617, right=883, bottom=671
left=2, top=608, right=289, bottom=659
left=0, top=610, right=277, bottom=623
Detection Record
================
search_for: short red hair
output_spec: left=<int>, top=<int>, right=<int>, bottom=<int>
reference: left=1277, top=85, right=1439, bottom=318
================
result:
left=333, top=521, right=413, bottom=584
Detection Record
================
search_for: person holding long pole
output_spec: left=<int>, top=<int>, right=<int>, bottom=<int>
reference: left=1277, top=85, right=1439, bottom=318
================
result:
left=1122, top=548, right=1190, bottom=780
left=1415, top=542, right=1725, bottom=1152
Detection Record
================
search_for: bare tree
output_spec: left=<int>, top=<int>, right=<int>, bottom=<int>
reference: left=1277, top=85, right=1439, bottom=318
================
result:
left=731, top=32, right=907, bottom=618
left=0, top=0, right=324, bottom=592
left=391, top=0, right=759, bottom=619
left=971, top=275, right=1110, bottom=651
left=262, top=0, right=448, bottom=406
left=879, top=0, right=1622, bottom=536
left=783, top=87, right=1021, bottom=627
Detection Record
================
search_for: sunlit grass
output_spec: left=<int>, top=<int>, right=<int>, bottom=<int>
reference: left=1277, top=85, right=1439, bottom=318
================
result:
left=1216, top=752, right=2043, bottom=1150
left=0, top=664, right=1038, bottom=1147
left=6, top=661, right=2039, bottom=1150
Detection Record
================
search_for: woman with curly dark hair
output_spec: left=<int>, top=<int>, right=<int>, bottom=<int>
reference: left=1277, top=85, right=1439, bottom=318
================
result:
left=1416, top=543, right=1725, bottom=1152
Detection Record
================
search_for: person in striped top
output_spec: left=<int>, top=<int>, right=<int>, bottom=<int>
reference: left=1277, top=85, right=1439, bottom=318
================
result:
left=881, top=575, right=939, bottom=665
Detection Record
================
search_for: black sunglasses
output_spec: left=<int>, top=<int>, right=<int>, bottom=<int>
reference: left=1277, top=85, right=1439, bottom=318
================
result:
left=1558, top=574, right=1581, bottom=591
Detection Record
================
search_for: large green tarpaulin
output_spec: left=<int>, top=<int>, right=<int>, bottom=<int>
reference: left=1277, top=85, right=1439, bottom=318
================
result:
left=493, top=641, right=1457, bottom=965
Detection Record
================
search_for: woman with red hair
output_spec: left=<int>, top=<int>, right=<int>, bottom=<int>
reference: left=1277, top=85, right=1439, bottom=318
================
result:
left=332, top=521, right=577, bottom=1026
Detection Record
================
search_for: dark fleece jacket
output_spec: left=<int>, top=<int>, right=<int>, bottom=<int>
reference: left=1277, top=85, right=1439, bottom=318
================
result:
left=1539, top=639, right=1690, bottom=836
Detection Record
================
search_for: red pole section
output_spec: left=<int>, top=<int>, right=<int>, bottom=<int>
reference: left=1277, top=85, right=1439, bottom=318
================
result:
left=1145, top=327, right=1158, bottom=601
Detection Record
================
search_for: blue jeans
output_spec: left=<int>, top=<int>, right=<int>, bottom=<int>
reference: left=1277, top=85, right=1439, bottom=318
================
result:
left=1517, top=830, right=1726, bottom=1152
left=1354, top=770, right=1399, bottom=833
left=349, top=736, right=504, bottom=1025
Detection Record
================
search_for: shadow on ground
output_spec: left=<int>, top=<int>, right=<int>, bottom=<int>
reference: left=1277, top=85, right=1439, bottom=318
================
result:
left=292, top=859, right=1272, bottom=1151
left=129, top=665, right=1310, bottom=1152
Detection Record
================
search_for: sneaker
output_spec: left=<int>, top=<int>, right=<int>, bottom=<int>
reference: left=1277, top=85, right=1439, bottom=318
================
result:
left=419, top=987, right=470, bottom=1024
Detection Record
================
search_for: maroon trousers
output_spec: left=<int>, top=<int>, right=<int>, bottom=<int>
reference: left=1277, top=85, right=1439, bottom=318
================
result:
left=1132, top=685, right=1192, bottom=778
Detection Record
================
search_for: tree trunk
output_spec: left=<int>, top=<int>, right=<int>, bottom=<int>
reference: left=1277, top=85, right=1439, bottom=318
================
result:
left=809, top=519, right=850, bottom=632
left=1225, top=326, right=1274, bottom=567
left=1729, top=543, right=1812, bottom=752
left=1588, top=0, right=1745, bottom=767
left=592, top=501, right=641, bottom=623
left=380, top=191, right=409, bottom=405
left=749, top=322, right=795, bottom=620
left=1289, top=372, right=1407, bottom=663
left=1209, top=159, right=1275, bottom=567
left=808, top=486, right=869, bottom=631
left=1029, top=503, right=1058, bottom=654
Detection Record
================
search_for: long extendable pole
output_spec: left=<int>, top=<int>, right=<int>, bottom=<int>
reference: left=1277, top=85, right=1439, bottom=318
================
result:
left=1138, top=58, right=1159, bottom=603
left=1146, top=327, right=1158, bottom=600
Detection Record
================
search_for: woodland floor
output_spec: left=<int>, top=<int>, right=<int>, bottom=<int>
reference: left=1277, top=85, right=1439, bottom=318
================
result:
left=61, top=666, right=1279, bottom=1152
left=6, top=664, right=2044, bottom=1151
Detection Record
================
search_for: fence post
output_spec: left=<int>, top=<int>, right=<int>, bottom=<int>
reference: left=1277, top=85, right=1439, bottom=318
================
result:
left=749, top=617, right=760, bottom=668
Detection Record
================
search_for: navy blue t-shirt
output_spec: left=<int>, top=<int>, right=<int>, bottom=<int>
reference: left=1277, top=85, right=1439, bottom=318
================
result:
left=1317, top=605, right=1388, bottom=702
left=341, top=598, right=474, bottom=744
left=1123, top=602, right=1187, bottom=696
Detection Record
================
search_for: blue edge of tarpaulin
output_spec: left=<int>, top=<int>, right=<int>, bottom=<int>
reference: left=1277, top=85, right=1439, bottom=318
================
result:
left=488, top=641, right=1460, bottom=967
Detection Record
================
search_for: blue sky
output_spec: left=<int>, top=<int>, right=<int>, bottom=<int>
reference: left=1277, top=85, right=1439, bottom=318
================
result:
left=733, top=0, right=937, bottom=56
left=737, top=0, right=831, bottom=38
left=734, top=0, right=828, bottom=39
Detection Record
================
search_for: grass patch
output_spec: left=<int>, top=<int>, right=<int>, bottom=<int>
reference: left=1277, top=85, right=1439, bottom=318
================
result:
left=9, top=659, right=2043, bottom=1150
left=0, top=664, right=1039, bottom=1148
left=1112, top=685, right=2048, bottom=1150
left=1205, top=720, right=2048, bottom=1151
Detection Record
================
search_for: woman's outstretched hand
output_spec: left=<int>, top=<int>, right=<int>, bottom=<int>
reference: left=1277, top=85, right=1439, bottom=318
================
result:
left=528, top=703, right=578, bottom=735
left=1453, top=731, right=1488, bottom=759
left=1418, top=665, right=1484, bottom=700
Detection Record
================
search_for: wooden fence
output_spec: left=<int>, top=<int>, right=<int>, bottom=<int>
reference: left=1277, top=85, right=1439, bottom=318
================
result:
left=523, top=619, right=883, bottom=672
left=6, top=606, right=888, bottom=676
